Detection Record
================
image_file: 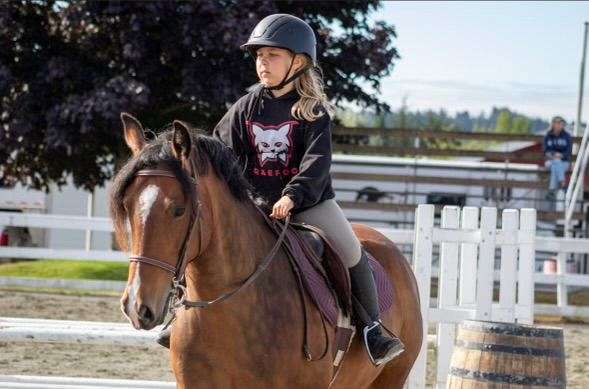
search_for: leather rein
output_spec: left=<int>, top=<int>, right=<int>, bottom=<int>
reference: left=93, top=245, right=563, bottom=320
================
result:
left=128, top=159, right=290, bottom=312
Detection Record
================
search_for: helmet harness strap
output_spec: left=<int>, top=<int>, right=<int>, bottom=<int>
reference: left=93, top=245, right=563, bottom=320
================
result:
left=265, top=53, right=310, bottom=91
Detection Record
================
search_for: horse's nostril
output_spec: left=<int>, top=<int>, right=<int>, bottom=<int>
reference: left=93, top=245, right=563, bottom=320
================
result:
left=138, top=304, right=154, bottom=324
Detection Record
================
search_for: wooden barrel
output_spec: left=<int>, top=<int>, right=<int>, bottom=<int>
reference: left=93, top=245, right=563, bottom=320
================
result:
left=447, top=320, right=566, bottom=388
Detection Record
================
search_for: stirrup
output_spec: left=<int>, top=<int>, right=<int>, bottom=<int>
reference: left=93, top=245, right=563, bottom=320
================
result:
left=362, top=321, right=405, bottom=366
left=156, top=328, right=171, bottom=349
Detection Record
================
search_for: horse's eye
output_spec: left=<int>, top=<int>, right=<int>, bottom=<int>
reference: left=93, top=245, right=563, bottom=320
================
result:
left=173, top=206, right=186, bottom=217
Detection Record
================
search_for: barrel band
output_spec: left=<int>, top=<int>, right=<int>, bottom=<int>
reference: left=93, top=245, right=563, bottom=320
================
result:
left=449, top=367, right=565, bottom=387
left=455, top=339, right=563, bottom=357
left=461, top=321, right=563, bottom=339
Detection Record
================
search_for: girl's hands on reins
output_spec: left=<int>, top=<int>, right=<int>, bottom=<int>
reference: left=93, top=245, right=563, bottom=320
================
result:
left=270, top=195, right=294, bottom=219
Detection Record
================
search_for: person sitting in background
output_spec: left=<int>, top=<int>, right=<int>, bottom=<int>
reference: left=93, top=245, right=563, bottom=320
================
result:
left=543, top=116, right=572, bottom=200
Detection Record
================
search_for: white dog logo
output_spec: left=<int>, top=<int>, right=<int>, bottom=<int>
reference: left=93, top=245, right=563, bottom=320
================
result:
left=251, top=122, right=294, bottom=166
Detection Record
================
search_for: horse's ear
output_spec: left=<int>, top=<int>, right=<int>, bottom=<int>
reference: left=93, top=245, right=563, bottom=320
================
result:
left=172, top=120, right=193, bottom=159
left=121, top=112, right=146, bottom=156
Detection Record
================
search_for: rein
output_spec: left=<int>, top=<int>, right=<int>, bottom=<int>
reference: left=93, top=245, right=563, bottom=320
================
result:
left=182, top=213, right=290, bottom=308
left=129, top=162, right=290, bottom=314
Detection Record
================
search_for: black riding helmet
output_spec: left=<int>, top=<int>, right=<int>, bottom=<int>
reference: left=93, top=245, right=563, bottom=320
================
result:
left=241, top=14, right=317, bottom=90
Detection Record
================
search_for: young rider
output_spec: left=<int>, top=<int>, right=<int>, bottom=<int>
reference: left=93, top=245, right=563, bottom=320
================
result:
left=207, top=14, right=404, bottom=366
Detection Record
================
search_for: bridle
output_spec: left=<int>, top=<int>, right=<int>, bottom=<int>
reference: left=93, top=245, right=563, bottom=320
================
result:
left=127, top=152, right=290, bottom=313
left=128, top=168, right=202, bottom=305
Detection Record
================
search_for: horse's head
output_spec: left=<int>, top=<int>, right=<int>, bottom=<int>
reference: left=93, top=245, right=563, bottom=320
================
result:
left=112, top=113, right=201, bottom=330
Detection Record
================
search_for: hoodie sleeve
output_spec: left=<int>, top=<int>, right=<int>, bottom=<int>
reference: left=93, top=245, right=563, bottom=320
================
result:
left=213, top=101, right=245, bottom=152
left=212, top=96, right=252, bottom=169
left=281, top=112, right=332, bottom=210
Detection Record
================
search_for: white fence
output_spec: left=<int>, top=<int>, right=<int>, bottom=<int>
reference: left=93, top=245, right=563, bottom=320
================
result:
left=407, top=205, right=536, bottom=388
left=0, top=317, right=159, bottom=346
left=0, top=317, right=174, bottom=388
left=2, top=210, right=589, bottom=317
left=0, top=375, right=175, bottom=389
left=0, top=212, right=125, bottom=262
left=535, top=236, right=589, bottom=317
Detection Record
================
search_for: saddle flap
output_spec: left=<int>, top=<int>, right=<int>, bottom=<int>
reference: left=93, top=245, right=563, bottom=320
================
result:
left=259, top=212, right=394, bottom=327
left=284, top=228, right=340, bottom=326
left=290, top=222, right=352, bottom=314
left=290, top=223, right=396, bottom=319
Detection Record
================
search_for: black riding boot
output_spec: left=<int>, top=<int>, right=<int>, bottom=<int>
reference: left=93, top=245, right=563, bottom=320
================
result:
left=349, top=249, right=405, bottom=366
left=156, top=326, right=171, bottom=349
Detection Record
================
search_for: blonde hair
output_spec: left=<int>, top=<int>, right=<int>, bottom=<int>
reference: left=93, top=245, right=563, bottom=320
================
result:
left=292, top=56, right=335, bottom=122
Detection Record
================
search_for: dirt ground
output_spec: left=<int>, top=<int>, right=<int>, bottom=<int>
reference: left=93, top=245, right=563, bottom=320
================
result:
left=0, top=290, right=174, bottom=382
left=0, top=290, right=587, bottom=387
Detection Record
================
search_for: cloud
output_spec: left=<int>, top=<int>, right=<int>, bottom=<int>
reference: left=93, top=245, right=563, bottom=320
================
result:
left=387, top=78, right=575, bottom=97
left=378, top=77, right=578, bottom=119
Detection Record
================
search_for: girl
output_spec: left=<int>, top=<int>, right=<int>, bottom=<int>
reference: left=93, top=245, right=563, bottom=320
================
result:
left=210, top=14, right=404, bottom=366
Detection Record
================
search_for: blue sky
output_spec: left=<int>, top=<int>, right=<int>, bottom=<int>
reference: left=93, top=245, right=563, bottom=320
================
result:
left=375, top=1, right=589, bottom=122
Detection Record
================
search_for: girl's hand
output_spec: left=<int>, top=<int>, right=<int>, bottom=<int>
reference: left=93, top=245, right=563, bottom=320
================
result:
left=270, top=196, right=294, bottom=219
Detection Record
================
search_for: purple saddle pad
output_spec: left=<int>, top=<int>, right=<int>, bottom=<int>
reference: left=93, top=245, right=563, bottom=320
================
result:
left=284, top=229, right=394, bottom=327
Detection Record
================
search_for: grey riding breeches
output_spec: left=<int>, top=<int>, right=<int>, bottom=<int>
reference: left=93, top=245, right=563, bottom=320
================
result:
left=292, top=199, right=362, bottom=268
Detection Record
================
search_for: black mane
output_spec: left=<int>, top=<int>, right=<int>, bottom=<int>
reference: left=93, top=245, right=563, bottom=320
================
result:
left=109, top=126, right=259, bottom=249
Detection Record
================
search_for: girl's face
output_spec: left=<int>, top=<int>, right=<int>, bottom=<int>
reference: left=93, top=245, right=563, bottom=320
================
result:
left=552, top=121, right=564, bottom=133
left=256, top=47, right=304, bottom=88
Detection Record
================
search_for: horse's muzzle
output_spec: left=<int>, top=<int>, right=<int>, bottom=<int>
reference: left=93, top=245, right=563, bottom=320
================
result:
left=121, top=291, right=164, bottom=330
left=137, top=304, right=157, bottom=329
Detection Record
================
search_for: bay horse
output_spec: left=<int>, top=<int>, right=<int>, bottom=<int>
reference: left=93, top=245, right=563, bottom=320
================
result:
left=112, top=113, right=422, bottom=388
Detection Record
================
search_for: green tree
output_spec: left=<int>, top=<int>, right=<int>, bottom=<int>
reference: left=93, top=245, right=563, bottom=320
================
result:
left=512, top=116, right=532, bottom=134
left=337, top=109, right=359, bottom=128
left=495, top=111, right=513, bottom=133
left=1, top=1, right=399, bottom=190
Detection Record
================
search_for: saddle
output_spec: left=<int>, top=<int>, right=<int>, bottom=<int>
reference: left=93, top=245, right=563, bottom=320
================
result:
left=259, top=210, right=395, bottom=372
left=286, top=223, right=394, bottom=326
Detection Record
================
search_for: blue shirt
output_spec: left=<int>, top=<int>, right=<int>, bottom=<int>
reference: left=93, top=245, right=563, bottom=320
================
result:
left=543, top=129, right=572, bottom=161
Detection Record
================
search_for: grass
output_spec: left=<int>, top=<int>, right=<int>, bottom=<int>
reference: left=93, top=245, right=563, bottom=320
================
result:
left=0, top=260, right=128, bottom=281
left=0, top=286, right=120, bottom=297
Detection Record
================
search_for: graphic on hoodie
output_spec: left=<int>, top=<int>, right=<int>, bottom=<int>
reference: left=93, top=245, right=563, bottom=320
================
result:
left=248, top=121, right=298, bottom=166
left=247, top=120, right=300, bottom=177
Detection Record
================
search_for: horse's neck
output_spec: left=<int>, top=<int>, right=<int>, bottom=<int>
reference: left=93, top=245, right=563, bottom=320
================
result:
left=185, top=177, right=276, bottom=301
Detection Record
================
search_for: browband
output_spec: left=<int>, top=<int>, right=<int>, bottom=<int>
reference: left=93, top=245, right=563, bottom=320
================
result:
left=136, top=169, right=177, bottom=179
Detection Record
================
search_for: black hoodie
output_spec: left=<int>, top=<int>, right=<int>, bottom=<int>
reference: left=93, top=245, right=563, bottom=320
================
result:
left=212, top=86, right=335, bottom=213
